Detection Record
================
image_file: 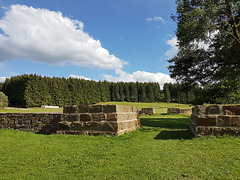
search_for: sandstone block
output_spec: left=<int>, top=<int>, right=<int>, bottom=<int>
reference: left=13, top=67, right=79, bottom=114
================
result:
left=80, top=114, right=92, bottom=121
left=127, top=120, right=135, bottom=129
left=106, top=114, right=118, bottom=121
left=223, top=105, right=240, bottom=115
left=78, top=105, right=89, bottom=113
left=222, top=127, right=240, bottom=136
left=120, top=121, right=127, bottom=131
left=63, top=105, right=78, bottom=113
left=128, top=113, right=137, bottom=120
left=58, top=121, right=71, bottom=130
left=179, top=109, right=191, bottom=114
left=231, top=116, right=240, bottom=127
left=91, top=113, right=106, bottom=121
left=132, top=107, right=138, bottom=113
left=123, top=106, right=132, bottom=113
left=167, top=108, right=180, bottom=115
left=135, top=119, right=141, bottom=127
left=70, top=121, right=84, bottom=130
left=192, top=105, right=208, bottom=115
left=103, top=105, right=123, bottom=113
left=89, top=105, right=103, bottom=113
left=205, top=105, right=222, bottom=115
left=191, top=114, right=198, bottom=124
left=196, top=115, right=217, bottom=126
left=97, top=122, right=118, bottom=132
left=83, top=121, right=98, bottom=130
left=217, top=116, right=231, bottom=126
left=62, top=114, right=80, bottom=122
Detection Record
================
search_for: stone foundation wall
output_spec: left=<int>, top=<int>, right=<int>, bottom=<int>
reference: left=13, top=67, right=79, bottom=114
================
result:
left=0, top=113, right=62, bottom=134
left=57, top=105, right=140, bottom=135
left=0, top=105, right=140, bottom=136
left=190, top=105, right=240, bottom=136
left=167, top=108, right=191, bottom=115
left=139, top=108, right=156, bottom=115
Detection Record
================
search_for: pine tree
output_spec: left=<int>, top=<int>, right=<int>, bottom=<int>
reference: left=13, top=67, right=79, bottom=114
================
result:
left=163, top=83, right=171, bottom=103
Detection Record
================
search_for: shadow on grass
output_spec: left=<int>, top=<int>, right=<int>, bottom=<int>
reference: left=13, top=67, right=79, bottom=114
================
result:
left=154, top=130, right=194, bottom=140
left=141, top=117, right=190, bottom=129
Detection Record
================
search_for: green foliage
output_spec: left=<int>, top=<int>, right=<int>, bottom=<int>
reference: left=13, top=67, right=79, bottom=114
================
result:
left=163, top=83, right=208, bottom=105
left=169, top=0, right=240, bottom=89
left=163, top=84, right=171, bottom=103
left=2, top=74, right=161, bottom=107
left=0, top=92, right=8, bottom=108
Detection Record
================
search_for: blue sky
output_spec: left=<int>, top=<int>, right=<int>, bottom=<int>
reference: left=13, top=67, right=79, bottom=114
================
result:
left=0, top=0, right=178, bottom=88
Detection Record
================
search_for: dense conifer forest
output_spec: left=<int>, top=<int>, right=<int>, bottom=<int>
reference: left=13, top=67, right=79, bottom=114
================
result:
left=0, top=74, right=161, bottom=107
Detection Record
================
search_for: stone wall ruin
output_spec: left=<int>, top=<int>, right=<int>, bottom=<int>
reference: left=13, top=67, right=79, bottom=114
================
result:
left=0, top=113, right=61, bottom=134
left=167, top=108, right=191, bottom=115
left=190, top=105, right=240, bottom=136
left=139, top=108, right=156, bottom=115
left=57, top=105, right=140, bottom=135
left=0, top=105, right=140, bottom=136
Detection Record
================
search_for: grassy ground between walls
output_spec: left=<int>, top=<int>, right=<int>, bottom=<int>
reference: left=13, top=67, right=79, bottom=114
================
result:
left=0, top=102, right=240, bottom=179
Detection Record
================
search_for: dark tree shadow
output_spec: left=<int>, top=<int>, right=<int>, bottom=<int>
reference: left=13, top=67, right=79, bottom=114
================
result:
left=154, top=130, right=194, bottom=140
left=141, top=117, right=190, bottom=129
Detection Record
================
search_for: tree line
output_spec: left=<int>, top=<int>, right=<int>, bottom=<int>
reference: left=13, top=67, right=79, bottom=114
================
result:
left=0, top=74, right=161, bottom=107
left=163, top=82, right=240, bottom=105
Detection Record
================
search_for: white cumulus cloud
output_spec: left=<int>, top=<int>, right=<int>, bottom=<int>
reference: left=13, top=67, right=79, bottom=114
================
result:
left=102, top=69, right=175, bottom=89
left=0, top=5, right=126, bottom=69
left=70, top=74, right=91, bottom=81
left=165, top=36, right=178, bottom=58
left=0, top=77, right=7, bottom=83
left=146, top=16, right=166, bottom=24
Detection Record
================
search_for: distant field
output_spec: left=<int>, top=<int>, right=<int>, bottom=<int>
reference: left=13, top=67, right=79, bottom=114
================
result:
left=0, top=102, right=192, bottom=114
left=99, top=102, right=192, bottom=114
left=0, top=107, right=63, bottom=113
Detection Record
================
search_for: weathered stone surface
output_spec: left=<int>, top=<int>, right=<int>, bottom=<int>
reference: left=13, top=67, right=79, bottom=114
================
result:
left=89, top=105, right=103, bottom=113
left=123, top=106, right=132, bottom=113
left=191, top=105, right=240, bottom=136
left=63, top=105, right=78, bottom=113
left=192, top=105, right=208, bottom=115
left=62, top=114, right=79, bottom=122
left=80, top=114, right=91, bottom=121
left=205, top=105, right=222, bottom=115
left=133, top=107, right=138, bottom=113
left=196, top=115, right=217, bottom=126
left=0, top=113, right=62, bottom=134
left=167, top=108, right=191, bottom=115
left=103, top=105, right=123, bottom=113
left=106, top=114, right=118, bottom=121
left=78, top=105, right=89, bottom=113
left=223, top=105, right=240, bottom=115
left=231, top=116, right=240, bottom=127
left=217, top=116, right=231, bottom=126
left=70, top=121, right=84, bottom=130
left=91, top=113, right=106, bottom=121
left=97, top=122, right=118, bottom=132
left=140, top=108, right=156, bottom=115
left=0, top=104, right=140, bottom=136
left=58, top=121, right=71, bottom=130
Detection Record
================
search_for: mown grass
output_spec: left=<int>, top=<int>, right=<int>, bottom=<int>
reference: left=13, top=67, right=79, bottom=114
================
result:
left=0, top=102, right=240, bottom=179
left=0, top=107, right=63, bottom=113
left=0, top=102, right=191, bottom=114
left=99, top=101, right=192, bottom=114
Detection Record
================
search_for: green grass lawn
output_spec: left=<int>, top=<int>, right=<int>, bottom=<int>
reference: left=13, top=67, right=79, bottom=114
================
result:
left=0, top=107, right=63, bottom=113
left=0, top=101, right=191, bottom=114
left=0, top=102, right=240, bottom=179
